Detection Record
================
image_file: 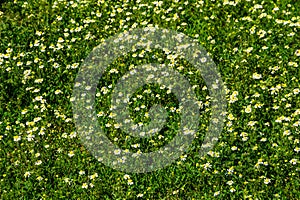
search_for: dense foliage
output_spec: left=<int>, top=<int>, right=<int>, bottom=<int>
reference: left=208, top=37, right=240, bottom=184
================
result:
left=0, top=0, right=299, bottom=199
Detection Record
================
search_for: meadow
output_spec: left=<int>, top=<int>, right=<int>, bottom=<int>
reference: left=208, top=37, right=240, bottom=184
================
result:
left=0, top=0, right=299, bottom=199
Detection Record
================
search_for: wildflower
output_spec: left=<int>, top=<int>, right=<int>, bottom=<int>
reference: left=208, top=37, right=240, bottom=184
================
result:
left=293, top=88, right=299, bottom=95
left=78, top=170, right=85, bottom=176
left=24, top=171, right=31, bottom=178
left=244, top=47, right=253, bottom=53
left=264, top=178, right=271, bottom=184
left=231, top=146, right=237, bottom=151
left=68, top=151, right=75, bottom=157
left=290, top=159, right=297, bottom=165
left=89, top=173, right=98, bottom=180
left=214, top=191, right=220, bottom=196
left=82, top=183, right=88, bottom=189
left=137, top=194, right=144, bottom=198
left=245, top=105, right=252, bottom=113
left=127, top=179, right=134, bottom=185
left=124, top=174, right=130, bottom=180
left=227, top=180, right=234, bottom=186
left=253, top=72, right=262, bottom=79
left=114, top=149, right=121, bottom=155
left=283, top=130, right=291, bottom=136
left=35, top=160, right=42, bottom=165
left=203, top=162, right=212, bottom=170
left=13, top=135, right=21, bottom=142
left=54, top=90, right=62, bottom=95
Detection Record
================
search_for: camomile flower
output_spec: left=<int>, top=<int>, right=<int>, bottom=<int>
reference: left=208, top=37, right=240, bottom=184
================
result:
left=264, top=178, right=271, bottom=184
left=253, top=72, right=262, bottom=79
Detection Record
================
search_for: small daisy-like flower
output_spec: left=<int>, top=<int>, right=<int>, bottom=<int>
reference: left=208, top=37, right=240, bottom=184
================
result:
left=295, top=49, right=300, bottom=56
left=79, top=170, right=85, bottom=175
left=17, top=61, right=23, bottom=66
left=127, top=179, right=134, bottom=185
left=137, top=193, right=144, bottom=198
left=227, top=180, right=234, bottom=186
left=36, top=31, right=43, bottom=36
left=252, top=72, right=262, bottom=79
left=288, top=61, right=298, bottom=67
left=114, top=149, right=121, bottom=155
left=244, top=47, right=253, bottom=53
left=57, top=37, right=64, bottom=43
left=289, top=158, right=297, bottom=165
left=245, top=105, right=252, bottom=113
left=64, top=178, right=70, bottom=184
left=172, top=190, right=179, bottom=195
left=24, top=171, right=31, bottom=178
left=283, top=130, right=291, bottom=136
left=82, top=183, right=88, bottom=189
left=264, top=178, right=271, bottom=184
left=13, top=135, right=21, bottom=142
left=230, top=187, right=236, bottom=192
left=35, top=160, right=42, bottom=165
left=89, top=173, right=98, bottom=180
left=55, top=90, right=63, bottom=95
left=68, top=151, right=75, bottom=157
left=214, top=191, right=220, bottom=196
left=124, top=174, right=130, bottom=180
left=260, top=138, right=267, bottom=142
left=293, top=88, right=299, bottom=95
left=203, top=162, right=212, bottom=170
left=27, top=134, right=35, bottom=141
left=231, top=146, right=238, bottom=151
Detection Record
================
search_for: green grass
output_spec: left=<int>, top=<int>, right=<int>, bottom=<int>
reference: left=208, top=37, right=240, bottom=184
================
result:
left=0, top=0, right=300, bottom=199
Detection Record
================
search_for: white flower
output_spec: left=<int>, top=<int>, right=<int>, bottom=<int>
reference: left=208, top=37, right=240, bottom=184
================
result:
left=203, top=162, right=212, bottom=170
left=252, top=72, right=262, bottom=79
left=57, top=37, right=64, bottom=43
left=214, top=191, right=220, bottom=196
left=293, top=88, right=299, bottom=94
left=82, top=183, right=88, bottom=189
left=231, top=146, right=238, bottom=151
left=283, top=130, right=291, bottom=136
left=290, top=159, right=297, bottom=165
left=127, top=179, right=134, bottom=185
left=24, top=171, right=31, bottom=178
left=79, top=170, right=85, bottom=175
left=68, top=151, right=75, bottom=157
left=264, top=178, right=271, bottom=184
left=13, top=135, right=21, bottom=142
left=137, top=193, right=144, bottom=198
left=244, top=47, right=253, bottom=53
left=227, top=180, right=234, bottom=186
left=114, top=149, right=121, bottom=155
left=124, top=174, right=130, bottom=180
left=55, top=90, right=62, bottom=95
left=245, top=105, right=252, bottom=113
left=35, top=160, right=42, bottom=165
